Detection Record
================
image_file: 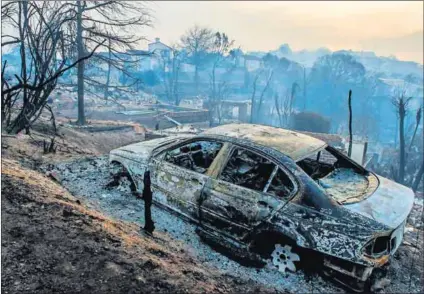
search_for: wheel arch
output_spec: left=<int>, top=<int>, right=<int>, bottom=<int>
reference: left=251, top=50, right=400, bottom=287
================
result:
left=109, top=158, right=139, bottom=192
left=248, top=228, right=299, bottom=256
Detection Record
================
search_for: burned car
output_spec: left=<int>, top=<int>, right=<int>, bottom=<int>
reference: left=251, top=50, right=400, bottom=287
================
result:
left=109, top=123, right=414, bottom=290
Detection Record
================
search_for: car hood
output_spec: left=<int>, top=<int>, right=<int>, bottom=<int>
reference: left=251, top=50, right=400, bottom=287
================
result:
left=343, top=175, right=414, bottom=230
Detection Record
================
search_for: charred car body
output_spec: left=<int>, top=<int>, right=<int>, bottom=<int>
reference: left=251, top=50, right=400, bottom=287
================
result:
left=109, top=124, right=414, bottom=290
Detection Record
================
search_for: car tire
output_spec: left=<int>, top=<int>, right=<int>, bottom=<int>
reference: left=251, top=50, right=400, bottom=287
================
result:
left=249, top=234, right=302, bottom=273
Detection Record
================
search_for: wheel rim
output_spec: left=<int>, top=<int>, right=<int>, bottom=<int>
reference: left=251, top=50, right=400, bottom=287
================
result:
left=271, top=244, right=300, bottom=273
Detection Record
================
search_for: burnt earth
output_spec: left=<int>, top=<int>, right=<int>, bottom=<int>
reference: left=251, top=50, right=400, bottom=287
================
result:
left=1, top=159, right=275, bottom=294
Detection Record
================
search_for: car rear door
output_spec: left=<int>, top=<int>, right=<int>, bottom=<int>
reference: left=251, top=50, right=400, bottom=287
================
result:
left=200, top=145, right=295, bottom=239
left=149, top=139, right=224, bottom=220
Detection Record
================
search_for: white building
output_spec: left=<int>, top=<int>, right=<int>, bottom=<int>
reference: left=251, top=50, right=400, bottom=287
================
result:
left=148, top=38, right=173, bottom=62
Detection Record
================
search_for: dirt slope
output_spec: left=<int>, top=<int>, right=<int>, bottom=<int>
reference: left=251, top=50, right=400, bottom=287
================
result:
left=1, top=159, right=273, bottom=294
left=1, top=120, right=144, bottom=169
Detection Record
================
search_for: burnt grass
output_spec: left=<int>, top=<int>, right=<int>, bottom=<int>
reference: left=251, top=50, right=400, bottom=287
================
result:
left=1, top=160, right=275, bottom=294
left=37, top=155, right=424, bottom=293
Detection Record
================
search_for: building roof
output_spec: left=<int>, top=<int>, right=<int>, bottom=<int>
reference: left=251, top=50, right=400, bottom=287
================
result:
left=201, top=123, right=326, bottom=161
left=148, top=37, right=172, bottom=50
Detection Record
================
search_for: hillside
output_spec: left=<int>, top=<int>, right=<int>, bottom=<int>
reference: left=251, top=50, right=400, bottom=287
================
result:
left=1, top=158, right=273, bottom=293
left=1, top=121, right=277, bottom=294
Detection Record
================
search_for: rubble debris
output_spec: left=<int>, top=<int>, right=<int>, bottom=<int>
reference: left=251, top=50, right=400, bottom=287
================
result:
left=371, top=277, right=391, bottom=292
left=163, top=115, right=182, bottom=126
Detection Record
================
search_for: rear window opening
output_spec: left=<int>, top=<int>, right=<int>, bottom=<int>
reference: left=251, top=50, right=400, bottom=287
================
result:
left=296, top=146, right=370, bottom=204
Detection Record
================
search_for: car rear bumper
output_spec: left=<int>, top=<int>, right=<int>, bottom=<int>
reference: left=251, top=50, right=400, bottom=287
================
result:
left=323, top=220, right=406, bottom=289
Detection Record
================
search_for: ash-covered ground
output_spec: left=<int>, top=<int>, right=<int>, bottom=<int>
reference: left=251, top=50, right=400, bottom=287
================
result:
left=42, top=156, right=424, bottom=293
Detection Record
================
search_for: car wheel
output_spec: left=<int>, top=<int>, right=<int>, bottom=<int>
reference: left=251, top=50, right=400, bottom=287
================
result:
left=108, top=162, right=137, bottom=194
left=270, top=243, right=300, bottom=273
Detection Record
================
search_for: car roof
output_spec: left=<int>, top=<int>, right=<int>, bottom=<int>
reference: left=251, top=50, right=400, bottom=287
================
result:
left=201, top=123, right=327, bottom=161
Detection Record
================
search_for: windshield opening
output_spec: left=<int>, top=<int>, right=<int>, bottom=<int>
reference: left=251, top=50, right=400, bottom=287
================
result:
left=296, top=146, right=370, bottom=203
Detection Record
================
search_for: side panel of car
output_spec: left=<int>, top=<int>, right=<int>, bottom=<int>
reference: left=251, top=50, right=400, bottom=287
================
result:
left=149, top=139, right=225, bottom=219
left=150, top=158, right=208, bottom=218
left=276, top=202, right=386, bottom=266
left=200, top=144, right=297, bottom=240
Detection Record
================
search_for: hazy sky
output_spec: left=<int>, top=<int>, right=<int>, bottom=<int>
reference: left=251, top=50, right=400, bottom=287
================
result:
left=141, top=1, right=423, bottom=64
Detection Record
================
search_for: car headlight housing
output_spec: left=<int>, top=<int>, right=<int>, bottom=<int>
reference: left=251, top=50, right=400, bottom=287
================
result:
left=363, top=235, right=390, bottom=257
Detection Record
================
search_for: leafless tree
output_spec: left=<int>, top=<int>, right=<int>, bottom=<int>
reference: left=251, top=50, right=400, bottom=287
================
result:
left=272, top=82, right=299, bottom=127
left=392, top=92, right=413, bottom=184
left=274, top=93, right=283, bottom=127
left=158, top=45, right=184, bottom=106
left=85, top=36, right=145, bottom=108
left=412, top=162, right=423, bottom=192
left=69, top=1, right=152, bottom=125
left=206, top=32, right=235, bottom=126
left=1, top=1, right=19, bottom=47
left=409, top=105, right=422, bottom=151
left=180, top=25, right=214, bottom=94
left=1, top=1, right=103, bottom=134
left=249, top=70, right=262, bottom=123
left=250, top=69, right=274, bottom=123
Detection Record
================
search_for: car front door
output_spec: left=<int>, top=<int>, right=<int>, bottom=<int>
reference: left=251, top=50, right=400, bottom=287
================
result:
left=200, top=145, right=296, bottom=239
left=149, top=139, right=224, bottom=220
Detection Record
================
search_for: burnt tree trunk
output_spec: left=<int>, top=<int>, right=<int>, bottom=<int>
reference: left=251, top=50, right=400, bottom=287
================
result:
left=398, top=100, right=406, bottom=184
left=21, top=1, right=29, bottom=134
left=104, top=38, right=111, bottom=102
left=302, top=67, right=307, bottom=111
left=409, top=106, right=422, bottom=151
left=194, top=63, right=199, bottom=95
left=412, top=162, right=423, bottom=192
left=347, top=90, right=353, bottom=157
left=76, top=0, right=85, bottom=125
left=142, top=171, right=155, bottom=234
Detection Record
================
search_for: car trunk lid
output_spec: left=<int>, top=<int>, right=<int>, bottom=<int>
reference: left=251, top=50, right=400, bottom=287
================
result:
left=343, top=175, right=415, bottom=229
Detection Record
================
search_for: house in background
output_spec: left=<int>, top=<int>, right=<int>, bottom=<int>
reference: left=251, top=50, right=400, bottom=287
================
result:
left=148, top=38, right=173, bottom=70
left=148, top=38, right=172, bottom=59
